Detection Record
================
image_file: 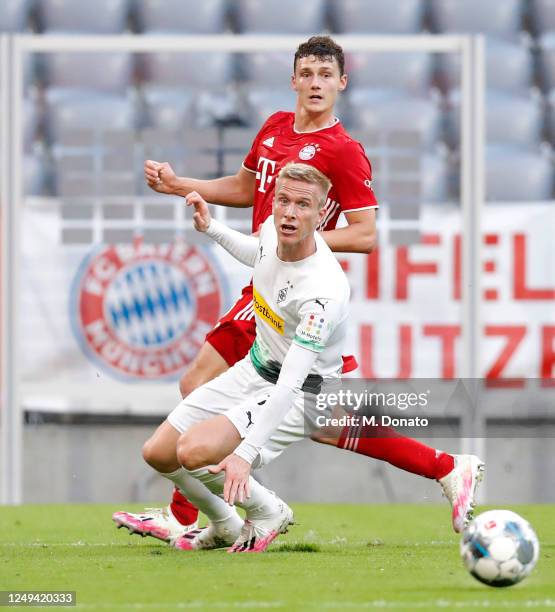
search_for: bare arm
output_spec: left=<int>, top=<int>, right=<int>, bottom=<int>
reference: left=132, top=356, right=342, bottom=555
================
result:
left=320, top=208, right=377, bottom=254
left=145, top=160, right=255, bottom=208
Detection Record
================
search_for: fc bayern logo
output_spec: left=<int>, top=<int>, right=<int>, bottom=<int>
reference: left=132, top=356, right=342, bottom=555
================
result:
left=71, top=240, right=226, bottom=381
left=299, top=143, right=320, bottom=160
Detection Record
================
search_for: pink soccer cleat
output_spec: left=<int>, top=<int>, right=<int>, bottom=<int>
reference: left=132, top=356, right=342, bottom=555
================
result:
left=229, top=499, right=294, bottom=553
left=112, top=506, right=198, bottom=542
left=439, top=454, right=485, bottom=533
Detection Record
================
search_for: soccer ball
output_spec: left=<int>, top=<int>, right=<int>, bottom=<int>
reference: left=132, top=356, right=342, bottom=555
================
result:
left=460, top=510, right=540, bottom=587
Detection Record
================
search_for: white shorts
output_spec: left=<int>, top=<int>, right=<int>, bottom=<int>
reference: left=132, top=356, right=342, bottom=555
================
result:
left=167, top=356, right=316, bottom=468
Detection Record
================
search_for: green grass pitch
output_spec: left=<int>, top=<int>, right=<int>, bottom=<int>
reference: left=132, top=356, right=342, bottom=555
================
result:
left=1, top=504, right=554, bottom=610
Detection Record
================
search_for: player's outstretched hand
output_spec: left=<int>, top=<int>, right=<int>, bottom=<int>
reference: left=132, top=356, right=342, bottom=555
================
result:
left=144, top=160, right=177, bottom=194
left=209, top=453, right=251, bottom=506
left=185, top=191, right=211, bottom=233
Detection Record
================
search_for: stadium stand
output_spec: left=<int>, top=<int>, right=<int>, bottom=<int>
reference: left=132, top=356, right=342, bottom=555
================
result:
left=43, top=52, right=134, bottom=94
left=23, top=152, right=49, bottom=195
left=0, top=0, right=32, bottom=32
left=240, top=52, right=292, bottom=88
left=134, top=0, right=228, bottom=34
left=139, top=51, right=234, bottom=90
left=446, top=90, right=545, bottom=149
left=529, top=0, right=555, bottom=35
left=37, top=0, right=130, bottom=33
left=429, top=0, right=524, bottom=39
left=349, top=89, right=444, bottom=151
left=538, top=32, right=555, bottom=92
left=330, top=0, right=425, bottom=34
left=234, top=0, right=327, bottom=34
left=347, top=51, right=434, bottom=94
left=436, top=39, right=534, bottom=94
left=45, top=92, right=137, bottom=142
left=547, top=89, right=555, bottom=142
left=486, top=145, right=554, bottom=201
left=1, top=0, right=553, bottom=200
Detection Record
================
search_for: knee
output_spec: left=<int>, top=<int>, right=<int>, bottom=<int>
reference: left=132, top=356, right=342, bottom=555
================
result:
left=142, top=436, right=175, bottom=472
left=176, top=433, right=211, bottom=471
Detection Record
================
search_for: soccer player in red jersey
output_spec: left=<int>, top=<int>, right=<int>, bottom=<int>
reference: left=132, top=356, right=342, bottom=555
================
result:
left=113, top=36, right=484, bottom=543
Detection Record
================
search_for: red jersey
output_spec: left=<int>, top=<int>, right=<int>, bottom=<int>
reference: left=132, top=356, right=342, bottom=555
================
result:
left=243, top=111, right=378, bottom=233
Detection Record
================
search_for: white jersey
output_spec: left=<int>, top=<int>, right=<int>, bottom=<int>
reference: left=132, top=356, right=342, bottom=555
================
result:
left=249, top=216, right=350, bottom=388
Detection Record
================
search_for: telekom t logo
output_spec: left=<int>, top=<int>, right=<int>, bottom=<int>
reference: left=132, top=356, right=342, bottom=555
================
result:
left=256, top=157, right=277, bottom=193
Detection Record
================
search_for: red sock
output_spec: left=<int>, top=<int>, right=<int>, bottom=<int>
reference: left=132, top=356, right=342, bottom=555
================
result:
left=170, top=488, right=199, bottom=526
left=338, top=424, right=454, bottom=480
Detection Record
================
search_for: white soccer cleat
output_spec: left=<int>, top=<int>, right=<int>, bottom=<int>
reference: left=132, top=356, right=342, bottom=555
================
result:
left=173, top=521, right=242, bottom=551
left=439, top=454, right=485, bottom=533
left=229, top=499, right=294, bottom=553
left=112, top=506, right=198, bottom=542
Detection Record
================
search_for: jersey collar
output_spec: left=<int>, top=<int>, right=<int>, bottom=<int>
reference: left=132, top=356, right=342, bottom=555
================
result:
left=292, top=116, right=340, bottom=134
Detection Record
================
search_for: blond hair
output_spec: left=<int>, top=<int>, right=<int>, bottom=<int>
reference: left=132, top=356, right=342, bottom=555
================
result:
left=276, top=162, right=331, bottom=208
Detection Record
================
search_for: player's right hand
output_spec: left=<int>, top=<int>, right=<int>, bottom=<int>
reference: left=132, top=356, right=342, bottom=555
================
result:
left=144, top=160, right=176, bottom=194
left=185, top=191, right=211, bottom=232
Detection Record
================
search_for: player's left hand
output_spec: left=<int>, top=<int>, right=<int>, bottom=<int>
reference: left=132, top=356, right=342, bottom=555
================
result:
left=185, top=191, right=211, bottom=232
left=208, top=453, right=251, bottom=506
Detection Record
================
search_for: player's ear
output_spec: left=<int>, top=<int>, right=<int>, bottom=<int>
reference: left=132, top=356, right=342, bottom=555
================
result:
left=338, top=73, right=348, bottom=92
left=317, top=202, right=326, bottom=223
left=291, top=73, right=297, bottom=91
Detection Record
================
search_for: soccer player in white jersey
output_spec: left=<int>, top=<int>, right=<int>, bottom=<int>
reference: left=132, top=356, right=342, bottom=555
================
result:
left=139, top=163, right=349, bottom=552
left=113, top=35, right=484, bottom=543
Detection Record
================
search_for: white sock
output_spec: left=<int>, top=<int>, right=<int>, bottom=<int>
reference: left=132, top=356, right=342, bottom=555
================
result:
left=161, top=467, right=241, bottom=527
left=187, top=467, right=281, bottom=520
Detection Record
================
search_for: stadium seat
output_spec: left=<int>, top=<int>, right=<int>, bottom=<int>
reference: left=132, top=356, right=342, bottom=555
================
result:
left=245, top=89, right=298, bottom=128
left=529, top=0, right=555, bottom=34
left=141, top=87, right=196, bottom=131
left=0, top=0, right=31, bottom=32
left=486, top=146, right=554, bottom=201
left=241, top=52, right=293, bottom=88
left=429, top=0, right=524, bottom=39
left=546, top=88, right=555, bottom=142
left=349, top=89, right=444, bottom=151
left=43, top=52, right=134, bottom=94
left=347, top=52, right=433, bottom=95
left=330, top=0, right=425, bottom=34
left=421, top=153, right=452, bottom=204
left=140, top=52, right=234, bottom=90
left=235, top=0, right=326, bottom=34
left=135, top=0, right=227, bottom=33
left=538, top=32, right=555, bottom=92
left=24, top=153, right=50, bottom=196
left=45, top=92, right=137, bottom=142
left=486, top=92, right=544, bottom=149
left=23, top=98, right=40, bottom=152
left=436, top=39, right=533, bottom=93
left=38, top=0, right=130, bottom=33
left=446, top=91, right=544, bottom=149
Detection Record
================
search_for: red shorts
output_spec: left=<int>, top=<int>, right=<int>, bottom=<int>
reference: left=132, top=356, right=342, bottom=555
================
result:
left=205, top=285, right=256, bottom=366
left=205, top=284, right=359, bottom=373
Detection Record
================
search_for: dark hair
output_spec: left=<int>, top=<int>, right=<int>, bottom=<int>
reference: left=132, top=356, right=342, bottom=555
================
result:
left=294, top=35, right=345, bottom=76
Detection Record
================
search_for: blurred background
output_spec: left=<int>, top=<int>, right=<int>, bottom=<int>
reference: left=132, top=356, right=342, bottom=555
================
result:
left=0, top=0, right=554, bottom=507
